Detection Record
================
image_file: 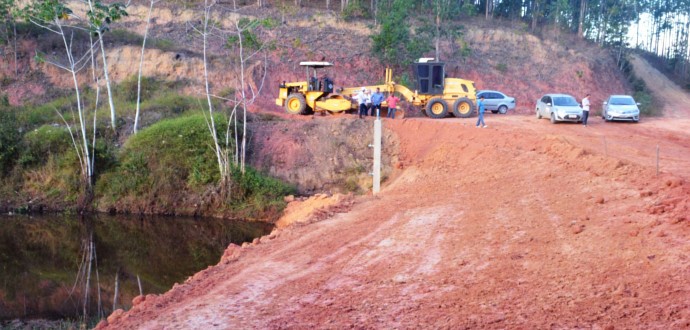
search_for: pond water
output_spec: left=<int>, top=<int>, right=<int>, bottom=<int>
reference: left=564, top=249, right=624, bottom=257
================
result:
left=0, top=214, right=272, bottom=322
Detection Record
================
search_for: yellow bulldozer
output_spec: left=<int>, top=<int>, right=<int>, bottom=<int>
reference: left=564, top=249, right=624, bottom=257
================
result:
left=275, top=58, right=477, bottom=118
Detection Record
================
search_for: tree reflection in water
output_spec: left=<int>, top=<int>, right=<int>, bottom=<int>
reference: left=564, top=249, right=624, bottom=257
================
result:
left=0, top=214, right=272, bottom=321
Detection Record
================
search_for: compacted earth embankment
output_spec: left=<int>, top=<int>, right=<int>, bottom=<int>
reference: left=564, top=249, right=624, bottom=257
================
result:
left=99, top=112, right=690, bottom=329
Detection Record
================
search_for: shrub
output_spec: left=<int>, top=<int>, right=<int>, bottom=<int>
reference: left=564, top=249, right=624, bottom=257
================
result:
left=18, top=125, right=72, bottom=168
left=97, top=152, right=150, bottom=199
left=341, top=0, right=371, bottom=21
left=633, top=91, right=661, bottom=117
left=229, top=166, right=295, bottom=219
left=0, top=110, right=21, bottom=175
left=460, top=2, right=478, bottom=16
left=97, top=113, right=229, bottom=200
left=97, top=113, right=294, bottom=218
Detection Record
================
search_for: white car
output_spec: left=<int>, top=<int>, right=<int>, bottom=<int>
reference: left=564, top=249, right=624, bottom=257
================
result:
left=602, top=95, right=640, bottom=122
left=535, top=94, right=583, bottom=124
left=476, top=90, right=516, bottom=114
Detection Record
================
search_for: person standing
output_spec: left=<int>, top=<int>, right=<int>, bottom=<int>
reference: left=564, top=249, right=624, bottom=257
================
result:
left=371, top=88, right=385, bottom=118
left=356, top=87, right=368, bottom=119
left=476, top=95, right=487, bottom=128
left=582, top=93, right=591, bottom=127
left=386, top=92, right=401, bottom=119
left=365, top=89, right=373, bottom=116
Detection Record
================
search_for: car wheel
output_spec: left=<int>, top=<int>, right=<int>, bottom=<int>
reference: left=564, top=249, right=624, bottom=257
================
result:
left=426, top=98, right=448, bottom=119
left=536, top=109, right=542, bottom=119
left=498, top=105, right=508, bottom=114
left=550, top=112, right=557, bottom=124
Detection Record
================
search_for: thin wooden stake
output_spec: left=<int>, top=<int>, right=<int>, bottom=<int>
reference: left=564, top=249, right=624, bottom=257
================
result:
left=656, top=144, right=660, bottom=176
left=137, top=275, right=143, bottom=296
left=603, top=136, right=608, bottom=157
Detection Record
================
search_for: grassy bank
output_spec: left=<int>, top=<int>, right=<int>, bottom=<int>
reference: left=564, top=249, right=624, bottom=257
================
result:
left=0, top=78, right=294, bottom=220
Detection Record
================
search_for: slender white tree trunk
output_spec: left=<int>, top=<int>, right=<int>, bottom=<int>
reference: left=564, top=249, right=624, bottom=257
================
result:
left=59, top=23, right=92, bottom=184
left=134, top=0, right=157, bottom=134
left=98, top=36, right=116, bottom=129
left=237, top=21, right=247, bottom=173
left=85, top=0, right=116, bottom=130
left=201, top=0, right=227, bottom=184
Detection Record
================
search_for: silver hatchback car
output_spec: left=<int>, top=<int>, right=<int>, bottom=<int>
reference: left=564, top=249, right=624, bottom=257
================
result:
left=476, top=90, right=516, bottom=114
left=602, top=95, right=640, bottom=122
left=535, top=94, right=583, bottom=123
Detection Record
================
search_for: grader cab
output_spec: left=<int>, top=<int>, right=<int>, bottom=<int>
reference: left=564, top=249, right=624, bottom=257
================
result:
left=275, top=62, right=352, bottom=114
left=410, top=58, right=477, bottom=118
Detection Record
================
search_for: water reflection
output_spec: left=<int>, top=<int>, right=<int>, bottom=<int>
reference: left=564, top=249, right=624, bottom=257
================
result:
left=0, top=214, right=272, bottom=321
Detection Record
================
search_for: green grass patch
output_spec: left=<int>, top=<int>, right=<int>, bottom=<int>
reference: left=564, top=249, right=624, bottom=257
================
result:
left=96, top=113, right=294, bottom=218
left=98, top=113, right=226, bottom=199
left=18, top=125, right=72, bottom=168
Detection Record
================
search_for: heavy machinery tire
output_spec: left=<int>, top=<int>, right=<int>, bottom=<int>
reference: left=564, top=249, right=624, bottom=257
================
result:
left=550, top=112, right=557, bottom=124
left=285, top=93, right=307, bottom=115
left=452, top=98, right=474, bottom=118
left=498, top=105, right=508, bottom=114
left=536, top=109, right=542, bottom=119
left=426, top=98, right=449, bottom=118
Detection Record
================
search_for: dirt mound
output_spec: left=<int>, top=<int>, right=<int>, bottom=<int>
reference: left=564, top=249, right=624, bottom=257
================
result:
left=275, top=193, right=355, bottom=228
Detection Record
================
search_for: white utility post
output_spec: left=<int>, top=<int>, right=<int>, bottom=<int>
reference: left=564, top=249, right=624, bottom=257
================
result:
left=372, top=110, right=382, bottom=194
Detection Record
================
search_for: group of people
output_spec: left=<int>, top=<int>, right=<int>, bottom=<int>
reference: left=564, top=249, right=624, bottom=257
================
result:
left=354, top=87, right=401, bottom=119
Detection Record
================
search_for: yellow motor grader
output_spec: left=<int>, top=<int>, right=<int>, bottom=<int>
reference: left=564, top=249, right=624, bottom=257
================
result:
left=276, top=59, right=477, bottom=118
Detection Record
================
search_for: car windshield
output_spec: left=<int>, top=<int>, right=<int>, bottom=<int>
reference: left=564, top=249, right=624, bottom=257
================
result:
left=610, top=97, right=635, bottom=105
left=553, top=96, right=579, bottom=106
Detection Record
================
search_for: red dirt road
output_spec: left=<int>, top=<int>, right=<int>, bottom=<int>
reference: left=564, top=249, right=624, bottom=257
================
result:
left=102, top=58, right=690, bottom=329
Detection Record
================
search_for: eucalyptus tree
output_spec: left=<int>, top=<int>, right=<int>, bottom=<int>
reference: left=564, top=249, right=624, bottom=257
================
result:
left=224, top=17, right=273, bottom=174
left=192, top=0, right=272, bottom=197
left=84, top=0, right=128, bottom=130
left=430, top=0, right=459, bottom=60
left=133, top=0, right=160, bottom=134
left=23, top=0, right=96, bottom=194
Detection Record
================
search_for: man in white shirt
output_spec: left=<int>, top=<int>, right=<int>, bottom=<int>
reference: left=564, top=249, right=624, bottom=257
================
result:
left=356, top=87, right=368, bottom=119
left=582, top=93, right=591, bottom=127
